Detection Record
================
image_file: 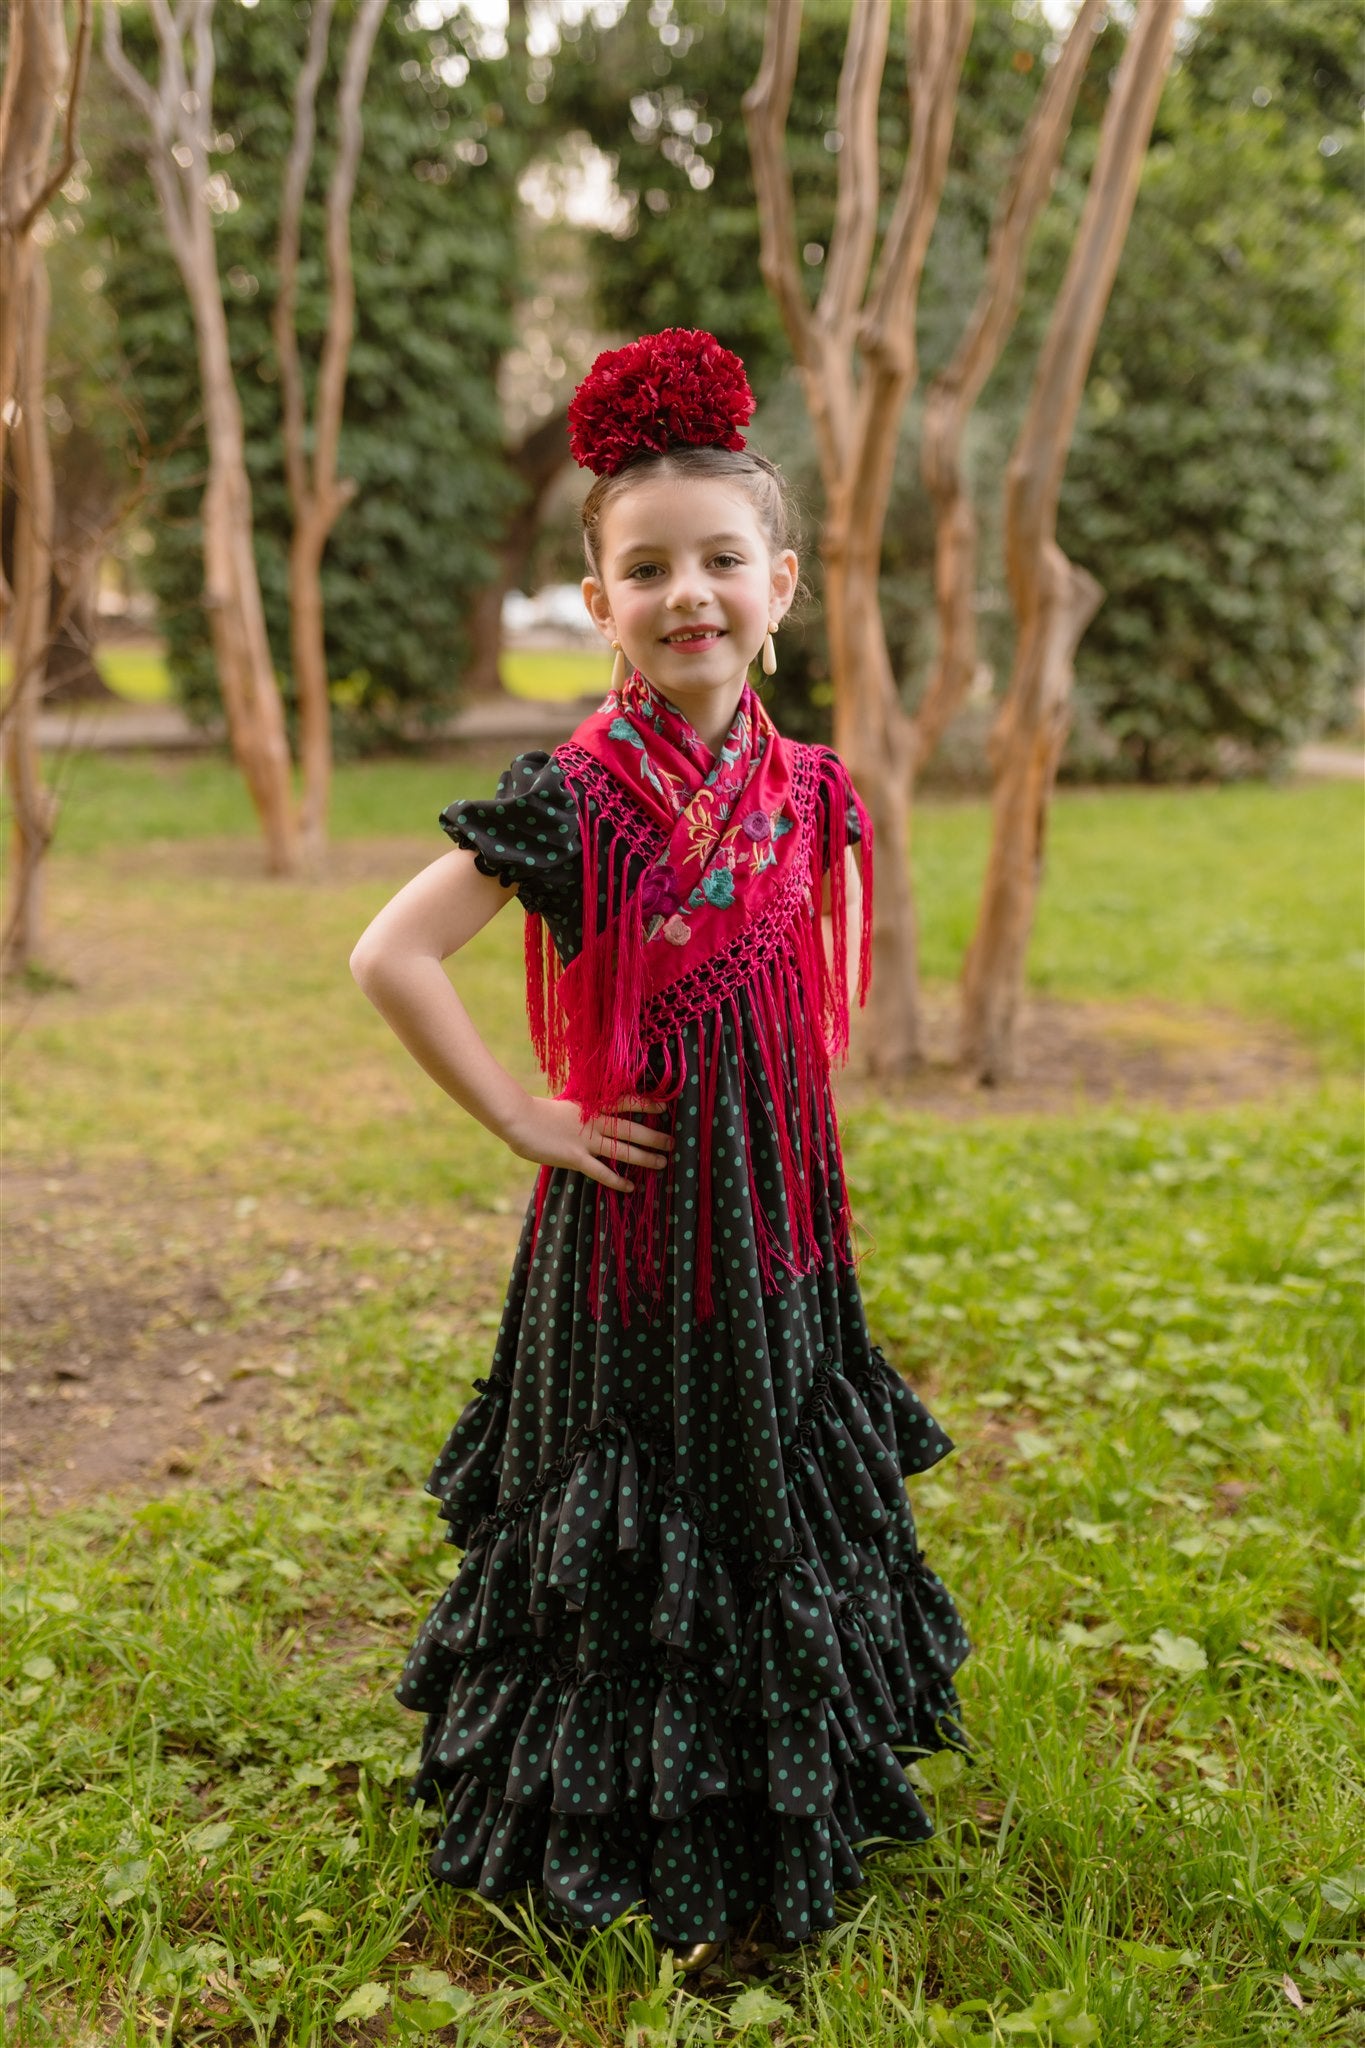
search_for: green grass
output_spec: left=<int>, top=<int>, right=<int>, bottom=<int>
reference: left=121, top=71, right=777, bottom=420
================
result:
left=499, top=648, right=611, bottom=701
left=1, top=763, right=1361, bottom=2045
left=6, top=644, right=608, bottom=708
left=32, top=754, right=1365, bottom=1069
left=99, top=648, right=176, bottom=704
left=0, top=648, right=172, bottom=706
left=914, top=784, right=1365, bottom=1071
left=2, top=1107, right=1359, bottom=2045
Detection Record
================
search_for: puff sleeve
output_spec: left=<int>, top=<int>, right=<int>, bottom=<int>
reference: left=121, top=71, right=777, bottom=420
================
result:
left=438, top=751, right=581, bottom=919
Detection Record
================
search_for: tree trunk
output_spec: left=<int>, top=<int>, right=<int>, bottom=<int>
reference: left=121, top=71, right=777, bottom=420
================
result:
left=269, top=0, right=386, bottom=864
left=958, top=543, right=1102, bottom=1079
left=290, top=512, right=332, bottom=862
left=959, top=0, right=1180, bottom=1081
left=103, top=0, right=298, bottom=875
left=463, top=409, right=572, bottom=699
left=194, top=266, right=297, bottom=874
left=43, top=560, right=108, bottom=700
left=0, top=0, right=86, bottom=973
left=826, top=540, right=918, bottom=1071
left=911, top=0, right=1105, bottom=784
left=2, top=252, right=60, bottom=976
left=745, top=0, right=972, bottom=1077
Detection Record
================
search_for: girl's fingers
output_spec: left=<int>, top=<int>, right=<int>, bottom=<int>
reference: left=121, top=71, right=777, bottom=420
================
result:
left=596, top=1140, right=667, bottom=1170
left=613, top=1094, right=669, bottom=1116
left=600, top=1116, right=671, bottom=1153
left=580, top=1156, right=634, bottom=1192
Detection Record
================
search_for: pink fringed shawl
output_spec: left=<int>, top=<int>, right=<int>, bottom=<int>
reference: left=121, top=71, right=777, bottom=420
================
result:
left=523, top=672, right=872, bottom=1323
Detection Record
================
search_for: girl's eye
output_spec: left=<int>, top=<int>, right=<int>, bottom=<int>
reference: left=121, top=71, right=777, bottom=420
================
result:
left=627, top=563, right=662, bottom=580
left=711, top=554, right=742, bottom=570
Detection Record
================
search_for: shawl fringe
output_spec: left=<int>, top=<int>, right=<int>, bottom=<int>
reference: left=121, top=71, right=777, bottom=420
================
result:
left=523, top=748, right=872, bottom=1325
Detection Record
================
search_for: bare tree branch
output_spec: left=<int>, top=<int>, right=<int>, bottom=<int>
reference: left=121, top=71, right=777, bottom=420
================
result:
left=862, top=0, right=972, bottom=360
left=844, top=0, right=972, bottom=583
left=911, top=0, right=1104, bottom=771
left=275, top=0, right=337, bottom=518
left=100, top=4, right=162, bottom=134
left=102, top=0, right=301, bottom=873
left=815, top=0, right=889, bottom=339
left=274, top=0, right=388, bottom=860
left=741, top=0, right=813, bottom=371
left=12, top=0, right=91, bottom=238
left=1006, top=0, right=1181, bottom=586
left=190, top=0, right=216, bottom=136
left=313, top=0, right=386, bottom=518
left=961, top=0, right=1182, bottom=1081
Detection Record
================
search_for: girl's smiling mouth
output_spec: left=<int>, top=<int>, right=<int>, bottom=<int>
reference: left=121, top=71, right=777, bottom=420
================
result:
left=661, top=626, right=726, bottom=646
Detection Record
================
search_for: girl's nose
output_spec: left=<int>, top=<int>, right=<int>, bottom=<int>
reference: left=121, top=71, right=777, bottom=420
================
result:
left=666, top=574, right=713, bottom=609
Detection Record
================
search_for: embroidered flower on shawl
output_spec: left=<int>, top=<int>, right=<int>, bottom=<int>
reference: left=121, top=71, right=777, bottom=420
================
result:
left=608, top=716, right=643, bottom=748
left=662, top=915, right=692, bottom=945
left=639, top=865, right=679, bottom=921
left=742, top=810, right=771, bottom=842
left=700, top=867, right=735, bottom=908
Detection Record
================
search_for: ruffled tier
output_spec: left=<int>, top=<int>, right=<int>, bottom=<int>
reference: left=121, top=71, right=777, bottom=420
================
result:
left=396, top=1347, right=968, bottom=1944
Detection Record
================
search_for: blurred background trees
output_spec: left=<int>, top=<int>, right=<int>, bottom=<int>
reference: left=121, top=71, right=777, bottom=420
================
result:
left=6, top=0, right=1359, bottom=1006
left=79, top=0, right=521, bottom=756
left=35, top=0, right=1359, bottom=778
left=1060, top=0, right=1360, bottom=780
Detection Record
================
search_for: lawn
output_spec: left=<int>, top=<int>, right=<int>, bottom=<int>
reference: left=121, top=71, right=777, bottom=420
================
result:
left=0, top=761, right=1360, bottom=2046
left=8, top=644, right=608, bottom=710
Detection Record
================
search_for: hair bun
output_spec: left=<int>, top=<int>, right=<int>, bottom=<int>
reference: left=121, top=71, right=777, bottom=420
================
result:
left=568, top=328, right=755, bottom=477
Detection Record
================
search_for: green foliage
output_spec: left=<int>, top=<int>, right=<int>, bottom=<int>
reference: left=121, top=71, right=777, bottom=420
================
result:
left=548, top=0, right=910, bottom=399
left=545, top=0, right=1055, bottom=741
left=1061, top=0, right=1363, bottom=778
left=547, top=0, right=1358, bottom=777
left=79, top=2, right=522, bottom=750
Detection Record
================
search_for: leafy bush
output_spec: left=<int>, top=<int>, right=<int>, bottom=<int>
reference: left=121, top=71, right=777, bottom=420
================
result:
left=1059, top=0, right=1362, bottom=778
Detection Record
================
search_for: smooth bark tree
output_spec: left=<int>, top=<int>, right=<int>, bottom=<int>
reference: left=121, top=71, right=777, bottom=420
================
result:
left=1, top=0, right=91, bottom=975
left=274, top=0, right=386, bottom=864
left=746, top=0, right=973, bottom=1075
left=912, top=0, right=1105, bottom=776
left=960, top=0, right=1181, bottom=1082
left=102, top=0, right=297, bottom=874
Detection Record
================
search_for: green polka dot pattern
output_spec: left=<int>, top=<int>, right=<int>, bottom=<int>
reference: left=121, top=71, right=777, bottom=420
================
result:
left=396, top=752, right=970, bottom=1948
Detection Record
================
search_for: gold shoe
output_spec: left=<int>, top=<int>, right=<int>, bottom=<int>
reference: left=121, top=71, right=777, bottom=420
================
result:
left=674, top=1937, right=723, bottom=1974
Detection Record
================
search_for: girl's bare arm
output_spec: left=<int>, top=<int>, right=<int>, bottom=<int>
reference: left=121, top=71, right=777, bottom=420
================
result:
left=821, top=844, right=864, bottom=983
left=349, top=848, right=669, bottom=1191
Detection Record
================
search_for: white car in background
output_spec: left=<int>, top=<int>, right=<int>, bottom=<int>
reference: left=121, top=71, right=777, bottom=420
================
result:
left=501, top=584, right=597, bottom=640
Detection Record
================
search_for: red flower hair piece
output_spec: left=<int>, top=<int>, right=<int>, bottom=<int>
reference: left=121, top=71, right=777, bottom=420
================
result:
left=568, top=328, right=755, bottom=477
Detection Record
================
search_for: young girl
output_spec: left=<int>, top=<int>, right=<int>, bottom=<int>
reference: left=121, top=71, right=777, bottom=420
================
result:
left=350, top=329, right=968, bottom=1969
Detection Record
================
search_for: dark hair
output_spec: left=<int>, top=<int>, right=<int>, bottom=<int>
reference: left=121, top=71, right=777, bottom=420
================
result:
left=581, top=443, right=799, bottom=575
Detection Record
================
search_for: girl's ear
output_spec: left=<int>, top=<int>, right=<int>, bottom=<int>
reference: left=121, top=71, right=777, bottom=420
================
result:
left=769, top=547, right=799, bottom=625
left=582, top=575, right=616, bottom=644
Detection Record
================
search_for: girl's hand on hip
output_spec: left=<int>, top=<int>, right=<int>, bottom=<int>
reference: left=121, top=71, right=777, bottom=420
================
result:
left=503, top=1095, right=672, bottom=1192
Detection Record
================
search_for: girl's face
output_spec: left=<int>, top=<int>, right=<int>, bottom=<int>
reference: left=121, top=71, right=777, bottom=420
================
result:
left=582, top=473, right=798, bottom=724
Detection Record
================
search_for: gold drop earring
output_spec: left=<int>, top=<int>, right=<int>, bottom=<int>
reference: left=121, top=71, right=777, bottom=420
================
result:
left=761, top=623, right=778, bottom=677
left=610, top=639, right=628, bottom=692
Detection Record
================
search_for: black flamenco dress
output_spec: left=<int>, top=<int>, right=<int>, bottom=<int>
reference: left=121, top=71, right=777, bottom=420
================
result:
left=394, top=749, right=970, bottom=1947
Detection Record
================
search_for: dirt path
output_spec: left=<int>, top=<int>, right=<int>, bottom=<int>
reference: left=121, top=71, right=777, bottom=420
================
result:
left=1, top=995, right=1316, bottom=1512
left=853, top=985, right=1316, bottom=1117
left=0, top=1165, right=520, bottom=1515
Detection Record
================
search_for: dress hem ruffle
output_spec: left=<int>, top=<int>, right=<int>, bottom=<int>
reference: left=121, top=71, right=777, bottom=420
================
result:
left=396, top=1345, right=969, bottom=1944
